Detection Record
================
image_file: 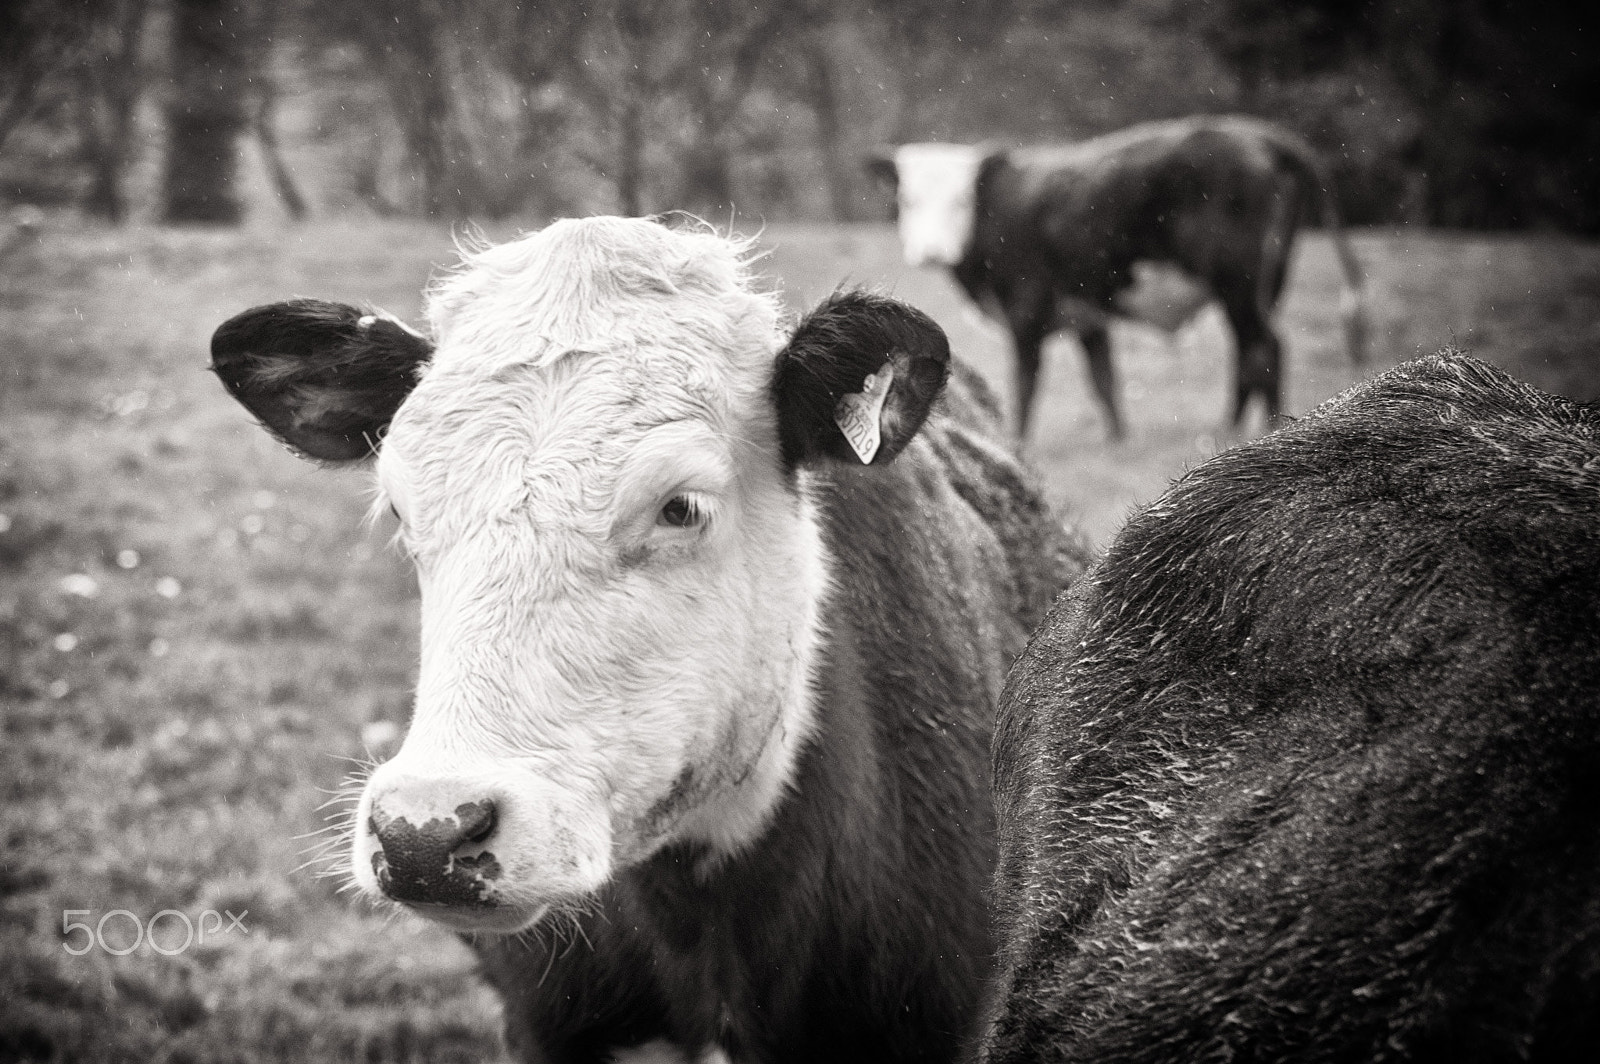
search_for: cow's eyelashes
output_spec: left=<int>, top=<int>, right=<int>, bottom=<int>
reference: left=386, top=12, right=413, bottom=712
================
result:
left=657, top=494, right=704, bottom=529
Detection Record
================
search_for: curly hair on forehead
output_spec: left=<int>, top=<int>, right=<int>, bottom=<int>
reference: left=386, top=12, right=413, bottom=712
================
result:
left=422, top=217, right=779, bottom=370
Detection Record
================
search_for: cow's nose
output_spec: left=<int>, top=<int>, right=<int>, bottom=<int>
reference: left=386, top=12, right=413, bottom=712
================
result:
left=368, top=796, right=502, bottom=906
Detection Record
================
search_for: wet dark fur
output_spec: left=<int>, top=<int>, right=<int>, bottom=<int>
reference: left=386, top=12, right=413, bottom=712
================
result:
left=939, top=115, right=1360, bottom=438
left=211, top=285, right=1091, bottom=1064
left=980, top=352, right=1600, bottom=1062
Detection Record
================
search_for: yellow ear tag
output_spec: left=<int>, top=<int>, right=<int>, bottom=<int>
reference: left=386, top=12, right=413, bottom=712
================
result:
left=834, top=363, right=895, bottom=464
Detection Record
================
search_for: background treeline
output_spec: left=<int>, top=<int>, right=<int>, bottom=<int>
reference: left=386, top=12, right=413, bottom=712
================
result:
left=2, top=0, right=1595, bottom=232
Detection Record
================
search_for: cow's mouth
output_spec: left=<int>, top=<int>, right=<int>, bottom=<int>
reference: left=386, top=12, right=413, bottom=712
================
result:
left=398, top=899, right=552, bottom=935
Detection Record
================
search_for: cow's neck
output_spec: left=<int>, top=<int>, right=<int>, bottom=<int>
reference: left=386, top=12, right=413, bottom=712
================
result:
left=627, top=589, right=884, bottom=928
left=950, top=151, right=1008, bottom=305
left=952, top=250, right=995, bottom=309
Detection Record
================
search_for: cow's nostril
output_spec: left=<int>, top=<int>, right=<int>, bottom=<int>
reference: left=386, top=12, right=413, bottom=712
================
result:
left=367, top=797, right=501, bottom=906
left=457, top=800, right=496, bottom=845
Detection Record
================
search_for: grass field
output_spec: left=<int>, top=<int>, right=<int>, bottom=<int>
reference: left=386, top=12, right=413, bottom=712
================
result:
left=2, top=217, right=1597, bottom=1063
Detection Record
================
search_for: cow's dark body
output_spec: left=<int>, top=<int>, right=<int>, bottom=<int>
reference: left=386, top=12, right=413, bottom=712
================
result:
left=952, top=115, right=1362, bottom=438
left=981, top=353, right=1600, bottom=1061
left=477, top=365, right=1090, bottom=1064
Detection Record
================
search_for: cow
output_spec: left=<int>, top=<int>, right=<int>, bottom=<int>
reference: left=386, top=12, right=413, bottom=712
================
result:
left=977, top=351, right=1600, bottom=1062
left=868, top=116, right=1369, bottom=440
left=209, top=216, right=1090, bottom=1064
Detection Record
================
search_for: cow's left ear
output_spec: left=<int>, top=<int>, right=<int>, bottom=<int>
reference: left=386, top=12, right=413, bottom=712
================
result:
left=772, top=290, right=950, bottom=468
left=211, top=298, right=433, bottom=462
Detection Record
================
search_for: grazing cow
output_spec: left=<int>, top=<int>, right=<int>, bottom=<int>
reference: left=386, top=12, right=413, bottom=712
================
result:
left=210, top=216, right=1089, bottom=1064
left=869, top=116, right=1368, bottom=439
left=978, top=351, right=1600, bottom=1062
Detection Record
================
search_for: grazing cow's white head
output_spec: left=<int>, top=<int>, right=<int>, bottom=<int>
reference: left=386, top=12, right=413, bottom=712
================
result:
left=868, top=143, right=988, bottom=269
left=212, top=217, right=951, bottom=933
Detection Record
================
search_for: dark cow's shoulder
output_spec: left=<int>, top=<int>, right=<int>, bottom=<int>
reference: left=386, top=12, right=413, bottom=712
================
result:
left=983, top=351, right=1600, bottom=1062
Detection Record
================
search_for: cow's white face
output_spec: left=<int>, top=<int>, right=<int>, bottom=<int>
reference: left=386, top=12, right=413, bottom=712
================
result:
left=211, top=216, right=953, bottom=935
left=347, top=220, right=828, bottom=931
left=891, top=143, right=987, bottom=268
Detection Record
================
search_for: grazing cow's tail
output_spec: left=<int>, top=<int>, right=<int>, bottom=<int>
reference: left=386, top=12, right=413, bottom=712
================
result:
left=1260, top=127, right=1369, bottom=365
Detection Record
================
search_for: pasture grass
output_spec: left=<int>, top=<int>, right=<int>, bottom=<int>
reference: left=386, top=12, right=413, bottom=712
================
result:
left=2, top=216, right=1597, bottom=1062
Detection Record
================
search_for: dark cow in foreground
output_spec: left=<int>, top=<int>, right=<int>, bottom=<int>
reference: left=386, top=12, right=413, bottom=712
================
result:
left=210, top=216, right=1089, bottom=1064
left=870, top=116, right=1368, bottom=439
left=979, top=351, right=1600, bottom=1061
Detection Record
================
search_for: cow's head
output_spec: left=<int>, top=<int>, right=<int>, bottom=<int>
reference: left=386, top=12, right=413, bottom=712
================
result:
left=212, top=217, right=950, bottom=933
left=867, top=143, right=988, bottom=269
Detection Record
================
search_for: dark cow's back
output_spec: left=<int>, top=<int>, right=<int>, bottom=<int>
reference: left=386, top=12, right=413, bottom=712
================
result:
left=982, top=352, right=1600, bottom=1061
left=1007, top=118, right=1285, bottom=303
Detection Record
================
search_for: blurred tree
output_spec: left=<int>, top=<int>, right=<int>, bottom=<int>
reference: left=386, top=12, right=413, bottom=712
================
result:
left=790, top=21, right=860, bottom=221
left=0, top=0, right=91, bottom=155
left=163, top=0, right=248, bottom=223
left=553, top=0, right=798, bottom=217
left=77, top=0, right=151, bottom=222
left=0, top=0, right=152, bottom=222
left=860, top=0, right=1020, bottom=138
left=247, top=0, right=308, bottom=220
left=671, top=0, right=797, bottom=219
left=465, top=0, right=590, bottom=216
left=757, top=0, right=1027, bottom=221
left=317, top=0, right=551, bottom=218
left=335, top=0, right=463, bottom=217
left=1193, top=0, right=1600, bottom=232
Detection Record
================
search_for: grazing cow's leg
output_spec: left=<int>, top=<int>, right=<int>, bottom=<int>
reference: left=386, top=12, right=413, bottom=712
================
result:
left=1217, top=283, right=1282, bottom=427
left=1079, top=326, right=1123, bottom=441
left=1008, top=315, right=1048, bottom=442
left=1259, top=176, right=1300, bottom=312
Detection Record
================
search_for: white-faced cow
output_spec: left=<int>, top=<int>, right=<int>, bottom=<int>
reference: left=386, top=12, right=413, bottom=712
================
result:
left=869, top=116, right=1368, bottom=439
left=210, top=216, right=1089, bottom=1064
left=979, top=352, right=1600, bottom=1061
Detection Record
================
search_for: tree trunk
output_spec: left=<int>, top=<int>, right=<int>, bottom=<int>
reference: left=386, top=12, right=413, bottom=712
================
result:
left=81, top=0, right=148, bottom=224
left=0, top=1, right=87, bottom=156
left=249, top=1, right=307, bottom=220
left=612, top=8, right=652, bottom=217
left=680, top=138, right=735, bottom=220
left=355, top=0, right=464, bottom=218
left=162, top=0, right=247, bottom=224
left=615, top=88, right=646, bottom=217
left=802, top=34, right=857, bottom=222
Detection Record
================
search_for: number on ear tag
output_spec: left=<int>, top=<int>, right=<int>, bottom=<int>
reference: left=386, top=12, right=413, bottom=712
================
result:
left=834, top=363, right=895, bottom=464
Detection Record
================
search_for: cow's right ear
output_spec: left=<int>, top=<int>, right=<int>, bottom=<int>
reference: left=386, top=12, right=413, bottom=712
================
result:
left=863, top=148, right=899, bottom=191
left=772, top=290, right=950, bottom=469
left=211, top=298, right=432, bottom=462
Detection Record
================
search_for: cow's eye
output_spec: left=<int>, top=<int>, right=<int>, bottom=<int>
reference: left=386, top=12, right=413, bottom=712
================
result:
left=657, top=495, right=702, bottom=529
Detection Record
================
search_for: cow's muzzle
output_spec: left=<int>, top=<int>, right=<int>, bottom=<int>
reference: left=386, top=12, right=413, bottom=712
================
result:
left=368, top=798, right=502, bottom=907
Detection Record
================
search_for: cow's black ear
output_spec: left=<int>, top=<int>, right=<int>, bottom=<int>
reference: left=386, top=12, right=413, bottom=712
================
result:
left=772, top=290, right=950, bottom=468
left=211, top=298, right=432, bottom=462
left=864, top=148, right=899, bottom=190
